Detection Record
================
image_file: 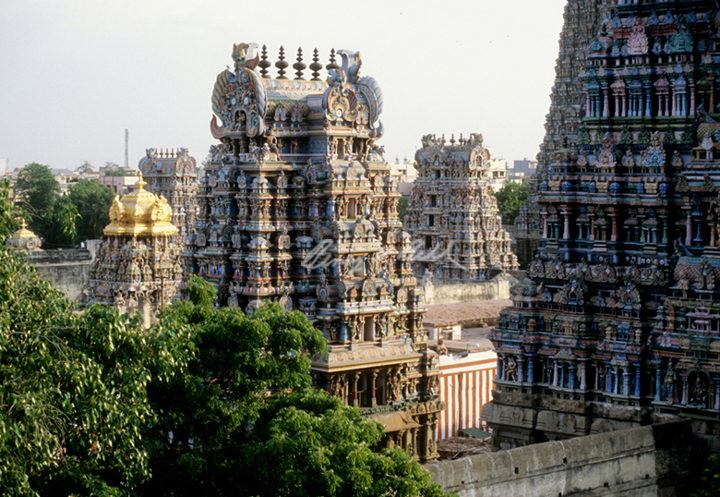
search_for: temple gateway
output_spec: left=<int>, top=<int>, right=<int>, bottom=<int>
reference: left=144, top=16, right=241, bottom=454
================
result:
left=183, top=43, right=443, bottom=461
left=484, top=0, right=720, bottom=450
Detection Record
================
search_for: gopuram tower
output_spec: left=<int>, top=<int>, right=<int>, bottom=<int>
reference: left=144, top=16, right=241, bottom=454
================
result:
left=184, top=43, right=443, bottom=461
left=85, top=176, right=183, bottom=323
left=483, top=1, right=720, bottom=450
left=138, top=147, right=198, bottom=236
left=405, top=133, right=518, bottom=279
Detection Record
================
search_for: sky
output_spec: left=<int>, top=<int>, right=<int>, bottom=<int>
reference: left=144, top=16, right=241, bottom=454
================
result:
left=0, top=0, right=568, bottom=173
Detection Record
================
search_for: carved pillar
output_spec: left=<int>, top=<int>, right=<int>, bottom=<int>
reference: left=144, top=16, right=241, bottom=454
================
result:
left=590, top=215, right=596, bottom=241
left=562, top=209, right=570, bottom=239
left=607, top=367, right=613, bottom=393
left=542, top=211, right=549, bottom=239
left=710, top=74, right=716, bottom=112
left=715, top=380, right=720, bottom=410
left=602, top=84, right=610, bottom=117
left=527, top=354, right=535, bottom=384
left=690, top=82, right=696, bottom=116
left=553, top=360, right=559, bottom=387
left=352, top=372, right=360, bottom=406
left=579, top=360, right=587, bottom=390
left=568, top=363, right=576, bottom=390
left=682, top=373, right=689, bottom=405
left=686, top=209, right=693, bottom=247
left=614, top=368, right=620, bottom=395
left=371, top=370, right=378, bottom=406
left=609, top=209, right=618, bottom=241
left=586, top=92, right=592, bottom=117
left=655, top=364, right=662, bottom=401
left=634, top=363, right=641, bottom=397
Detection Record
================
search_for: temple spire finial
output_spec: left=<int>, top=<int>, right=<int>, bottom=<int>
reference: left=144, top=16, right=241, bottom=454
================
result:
left=293, top=47, right=306, bottom=80
left=275, top=46, right=288, bottom=79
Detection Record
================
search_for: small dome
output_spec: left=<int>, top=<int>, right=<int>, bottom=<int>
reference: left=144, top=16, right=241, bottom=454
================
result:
left=103, top=174, right=177, bottom=236
left=7, top=219, right=42, bottom=251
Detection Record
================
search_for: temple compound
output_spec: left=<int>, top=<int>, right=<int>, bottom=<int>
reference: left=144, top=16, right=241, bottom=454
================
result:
left=83, top=176, right=183, bottom=323
left=405, top=134, right=519, bottom=279
left=138, top=148, right=198, bottom=235
left=483, top=0, right=720, bottom=450
left=183, top=43, right=443, bottom=461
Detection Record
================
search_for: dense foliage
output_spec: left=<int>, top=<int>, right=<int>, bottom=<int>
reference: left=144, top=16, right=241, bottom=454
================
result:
left=691, top=455, right=720, bottom=497
left=1, top=177, right=176, bottom=495
left=493, top=180, right=529, bottom=225
left=1, top=178, right=452, bottom=496
left=13, top=163, right=114, bottom=247
left=13, top=163, right=78, bottom=248
left=66, top=179, right=115, bottom=242
left=398, top=195, right=409, bottom=222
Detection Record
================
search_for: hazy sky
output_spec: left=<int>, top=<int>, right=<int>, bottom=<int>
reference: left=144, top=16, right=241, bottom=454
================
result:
left=0, top=0, right=567, bottom=172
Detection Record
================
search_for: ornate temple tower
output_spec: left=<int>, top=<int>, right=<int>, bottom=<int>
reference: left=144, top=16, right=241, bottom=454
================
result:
left=515, top=0, right=610, bottom=262
left=85, top=176, right=183, bottom=322
left=138, top=148, right=198, bottom=235
left=484, top=1, right=720, bottom=450
left=184, top=43, right=443, bottom=461
left=405, top=133, right=519, bottom=279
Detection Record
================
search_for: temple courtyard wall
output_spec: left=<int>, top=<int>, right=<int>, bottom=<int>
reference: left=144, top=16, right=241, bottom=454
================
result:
left=26, top=249, right=93, bottom=300
left=423, top=273, right=515, bottom=306
left=426, top=420, right=693, bottom=497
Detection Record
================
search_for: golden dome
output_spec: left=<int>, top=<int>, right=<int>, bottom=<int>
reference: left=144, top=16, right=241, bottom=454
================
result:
left=103, top=174, right=178, bottom=236
left=8, top=219, right=42, bottom=251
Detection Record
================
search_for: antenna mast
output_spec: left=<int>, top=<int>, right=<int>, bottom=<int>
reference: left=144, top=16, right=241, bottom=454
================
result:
left=124, top=129, right=129, bottom=169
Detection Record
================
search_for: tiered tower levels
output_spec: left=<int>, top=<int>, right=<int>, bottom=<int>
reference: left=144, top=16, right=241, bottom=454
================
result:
left=405, top=134, right=518, bottom=278
left=484, top=1, right=720, bottom=450
left=85, top=176, right=183, bottom=311
left=138, top=148, right=198, bottom=234
left=183, top=43, right=443, bottom=461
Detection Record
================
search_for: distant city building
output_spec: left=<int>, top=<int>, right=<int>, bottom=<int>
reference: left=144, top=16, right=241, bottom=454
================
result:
left=509, top=159, right=538, bottom=181
left=138, top=148, right=198, bottom=235
left=404, top=133, right=519, bottom=280
left=98, top=174, right=140, bottom=195
left=182, top=43, right=444, bottom=461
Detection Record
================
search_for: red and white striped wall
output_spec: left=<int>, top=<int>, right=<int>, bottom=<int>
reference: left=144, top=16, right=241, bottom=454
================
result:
left=437, top=350, right=497, bottom=440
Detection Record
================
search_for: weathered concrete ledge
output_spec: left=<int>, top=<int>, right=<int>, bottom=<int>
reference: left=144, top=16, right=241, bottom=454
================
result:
left=26, top=249, right=93, bottom=300
left=426, top=420, right=693, bottom=497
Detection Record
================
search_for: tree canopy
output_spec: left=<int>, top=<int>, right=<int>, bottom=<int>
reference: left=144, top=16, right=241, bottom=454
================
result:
left=13, top=163, right=78, bottom=248
left=493, top=180, right=529, bottom=225
left=14, top=163, right=115, bottom=247
left=76, top=161, right=95, bottom=174
left=1, top=177, right=452, bottom=496
left=66, top=179, right=115, bottom=242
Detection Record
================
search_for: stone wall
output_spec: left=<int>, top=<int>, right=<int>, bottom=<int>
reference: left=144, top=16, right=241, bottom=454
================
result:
left=426, top=421, right=693, bottom=497
left=423, top=274, right=513, bottom=306
left=26, top=249, right=93, bottom=300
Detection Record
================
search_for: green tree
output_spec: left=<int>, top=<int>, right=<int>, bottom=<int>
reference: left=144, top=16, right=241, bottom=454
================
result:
left=141, top=277, right=451, bottom=497
left=67, top=179, right=115, bottom=242
left=0, top=178, right=185, bottom=496
left=398, top=195, right=409, bottom=222
left=76, top=161, right=95, bottom=175
left=14, top=162, right=78, bottom=248
left=494, top=180, right=529, bottom=225
left=691, top=455, right=720, bottom=497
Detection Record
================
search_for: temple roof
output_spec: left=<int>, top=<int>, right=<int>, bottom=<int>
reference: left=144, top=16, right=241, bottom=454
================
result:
left=103, top=175, right=178, bottom=236
left=7, top=219, right=42, bottom=251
